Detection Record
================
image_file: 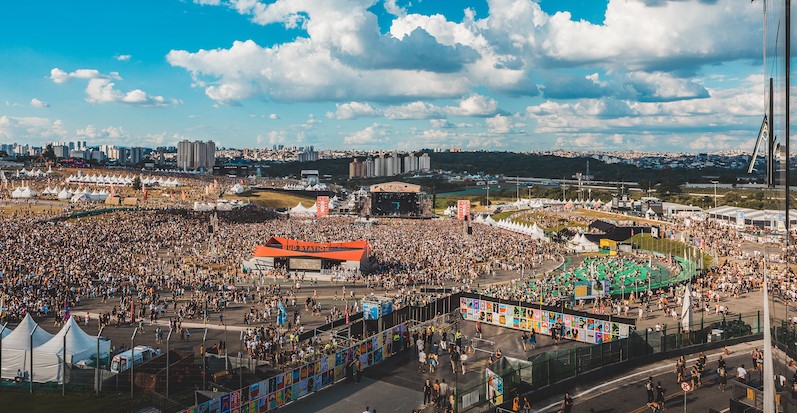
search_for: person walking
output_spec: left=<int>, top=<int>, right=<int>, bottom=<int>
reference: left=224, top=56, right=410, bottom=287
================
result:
left=561, top=392, right=574, bottom=413
left=655, top=382, right=666, bottom=409
left=645, top=376, right=654, bottom=403
left=423, top=379, right=432, bottom=406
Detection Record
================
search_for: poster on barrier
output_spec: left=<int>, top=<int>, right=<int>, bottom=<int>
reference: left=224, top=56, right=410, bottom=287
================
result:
left=460, top=297, right=632, bottom=344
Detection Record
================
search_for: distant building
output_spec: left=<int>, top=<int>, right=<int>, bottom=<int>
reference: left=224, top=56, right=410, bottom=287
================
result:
left=177, top=140, right=216, bottom=171
left=52, top=145, right=69, bottom=159
left=348, top=152, right=430, bottom=179
left=129, top=147, right=144, bottom=165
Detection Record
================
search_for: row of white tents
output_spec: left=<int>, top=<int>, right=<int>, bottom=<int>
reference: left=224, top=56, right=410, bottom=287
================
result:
left=472, top=215, right=547, bottom=240
left=193, top=199, right=248, bottom=211
left=65, top=174, right=181, bottom=187
left=0, top=315, right=110, bottom=383
left=11, top=186, right=36, bottom=199
left=492, top=218, right=547, bottom=240
left=14, top=167, right=53, bottom=178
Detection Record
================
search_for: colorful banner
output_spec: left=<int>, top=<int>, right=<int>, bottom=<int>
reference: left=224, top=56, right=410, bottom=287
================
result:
left=460, top=297, right=632, bottom=345
left=457, top=199, right=471, bottom=221
left=317, top=196, right=330, bottom=218
left=486, top=367, right=504, bottom=405
left=177, top=324, right=407, bottom=413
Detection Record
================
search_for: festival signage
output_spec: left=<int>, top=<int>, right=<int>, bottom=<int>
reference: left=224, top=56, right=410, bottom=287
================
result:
left=736, top=211, right=745, bottom=229
left=460, top=297, right=632, bottom=345
left=178, top=324, right=407, bottom=413
left=485, top=367, right=504, bottom=405
left=457, top=200, right=471, bottom=221
left=317, top=196, right=330, bottom=218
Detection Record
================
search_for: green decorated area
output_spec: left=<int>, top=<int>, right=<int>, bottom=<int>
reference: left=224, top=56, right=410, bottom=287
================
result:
left=524, top=255, right=697, bottom=300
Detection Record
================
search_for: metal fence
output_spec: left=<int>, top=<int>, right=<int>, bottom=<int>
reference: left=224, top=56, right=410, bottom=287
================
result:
left=456, top=311, right=763, bottom=412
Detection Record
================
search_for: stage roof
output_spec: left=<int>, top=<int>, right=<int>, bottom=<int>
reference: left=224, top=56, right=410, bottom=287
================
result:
left=253, top=237, right=369, bottom=262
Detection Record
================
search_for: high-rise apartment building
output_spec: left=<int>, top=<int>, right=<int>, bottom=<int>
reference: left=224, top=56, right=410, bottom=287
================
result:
left=178, top=140, right=216, bottom=171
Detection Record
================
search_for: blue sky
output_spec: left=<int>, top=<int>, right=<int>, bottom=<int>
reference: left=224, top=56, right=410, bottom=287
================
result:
left=0, top=0, right=769, bottom=152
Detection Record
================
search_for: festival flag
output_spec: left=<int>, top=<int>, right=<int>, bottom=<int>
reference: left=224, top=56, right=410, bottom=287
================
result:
left=181, top=190, right=186, bottom=201
left=143, top=188, right=149, bottom=201
left=130, top=299, right=136, bottom=323
left=63, top=301, right=70, bottom=321
left=171, top=192, right=175, bottom=201
left=345, top=300, right=349, bottom=324
left=681, top=284, right=692, bottom=332
left=109, top=185, right=115, bottom=198
left=277, top=301, right=287, bottom=326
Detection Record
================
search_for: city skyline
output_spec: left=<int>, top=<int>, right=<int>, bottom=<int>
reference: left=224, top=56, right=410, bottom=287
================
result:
left=0, top=0, right=771, bottom=152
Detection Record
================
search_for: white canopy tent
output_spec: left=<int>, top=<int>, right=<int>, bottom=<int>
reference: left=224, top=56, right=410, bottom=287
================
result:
left=33, top=317, right=111, bottom=383
left=0, top=314, right=54, bottom=381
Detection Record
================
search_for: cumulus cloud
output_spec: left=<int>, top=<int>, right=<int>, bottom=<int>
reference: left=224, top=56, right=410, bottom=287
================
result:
left=268, top=113, right=280, bottom=119
left=446, top=94, right=499, bottom=117
left=75, top=124, right=129, bottom=141
left=485, top=114, right=524, bottom=134
left=51, top=68, right=174, bottom=107
left=344, top=123, right=388, bottom=145
left=30, top=98, right=50, bottom=108
left=384, top=101, right=444, bottom=120
left=327, top=102, right=381, bottom=120
left=0, top=116, right=67, bottom=142
left=115, top=54, right=132, bottom=62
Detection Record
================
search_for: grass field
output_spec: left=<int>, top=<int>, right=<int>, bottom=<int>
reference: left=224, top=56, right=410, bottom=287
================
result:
left=224, top=189, right=316, bottom=209
left=0, top=203, right=67, bottom=217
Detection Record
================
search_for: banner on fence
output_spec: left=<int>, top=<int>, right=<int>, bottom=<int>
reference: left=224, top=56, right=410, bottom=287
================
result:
left=177, top=323, right=407, bottom=413
left=460, top=297, right=632, bottom=344
left=485, top=367, right=504, bottom=405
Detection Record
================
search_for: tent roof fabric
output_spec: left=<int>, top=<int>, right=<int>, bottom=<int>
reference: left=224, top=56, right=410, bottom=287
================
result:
left=35, top=317, right=103, bottom=355
left=3, top=313, right=54, bottom=349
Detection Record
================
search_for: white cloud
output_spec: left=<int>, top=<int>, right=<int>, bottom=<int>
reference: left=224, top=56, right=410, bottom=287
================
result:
left=383, top=0, right=406, bottom=17
left=344, top=123, right=387, bottom=145
left=327, top=102, right=381, bottom=120
left=30, top=98, right=50, bottom=108
left=268, top=113, right=280, bottom=120
left=0, top=116, right=67, bottom=142
left=49, top=68, right=114, bottom=84
left=75, top=124, right=128, bottom=141
left=485, top=114, right=523, bottom=134
left=384, top=101, right=444, bottom=120
left=446, top=94, right=498, bottom=117
left=194, top=0, right=221, bottom=5
left=85, top=78, right=169, bottom=107
left=115, top=54, right=132, bottom=62
left=51, top=67, right=173, bottom=107
left=626, top=71, right=709, bottom=101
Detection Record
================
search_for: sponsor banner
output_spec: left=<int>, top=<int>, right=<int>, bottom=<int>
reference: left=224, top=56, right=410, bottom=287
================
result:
left=317, top=196, right=330, bottom=218
left=457, top=200, right=471, bottom=220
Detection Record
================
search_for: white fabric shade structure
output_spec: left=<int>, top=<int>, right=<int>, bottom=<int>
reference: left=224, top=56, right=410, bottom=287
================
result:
left=0, top=315, right=110, bottom=383
left=569, top=233, right=599, bottom=252
left=11, top=187, right=35, bottom=199
left=229, top=183, right=245, bottom=194
left=482, top=218, right=547, bottom=240
left=289, top=202, right=316, bottom=216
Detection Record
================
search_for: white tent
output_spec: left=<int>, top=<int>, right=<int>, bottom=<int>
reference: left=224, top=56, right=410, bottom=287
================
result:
left=33, top=317, right=111, bottom=383
left=289, top=203, right=313, bottom=216
left=229, top=183, right=245, bottom=194
left=70, top=192, right=90, bottom=203
left=0, top=314, right=54, bottom=381
left=57, top=188, right=71, bottom=200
